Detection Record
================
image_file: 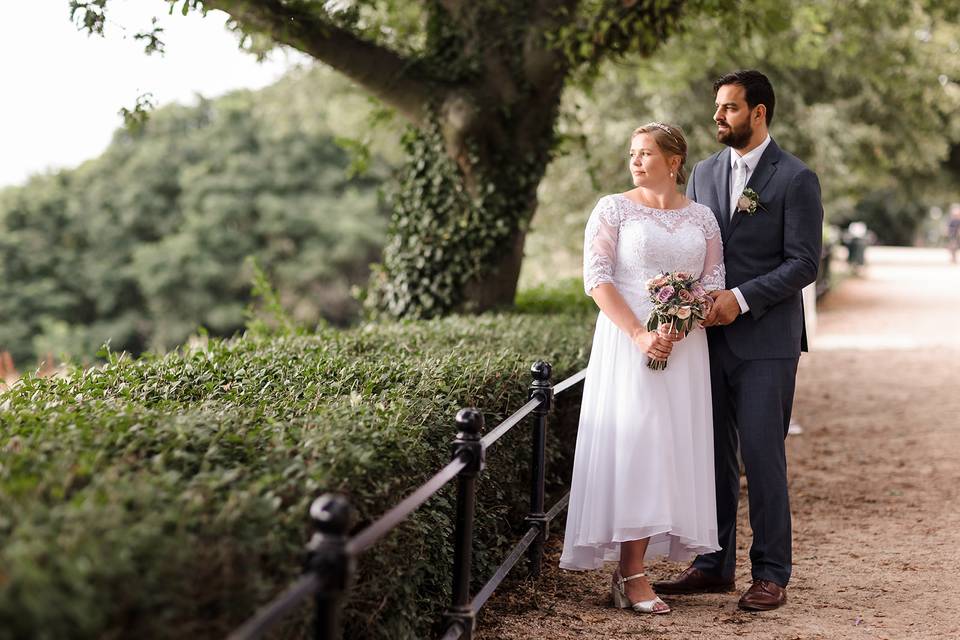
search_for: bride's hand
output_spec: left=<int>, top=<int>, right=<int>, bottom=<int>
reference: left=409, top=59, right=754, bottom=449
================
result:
left=657, top=323, right=685, bottom=343
left=631, top=328, right=674, bottom=362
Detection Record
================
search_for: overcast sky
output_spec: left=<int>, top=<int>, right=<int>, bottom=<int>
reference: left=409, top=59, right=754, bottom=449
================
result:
left=0, top=1, right=308, bottom=188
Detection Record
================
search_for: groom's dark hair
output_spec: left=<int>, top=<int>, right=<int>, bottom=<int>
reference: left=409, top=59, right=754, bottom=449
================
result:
left=714, top=70, right=775, bottom=126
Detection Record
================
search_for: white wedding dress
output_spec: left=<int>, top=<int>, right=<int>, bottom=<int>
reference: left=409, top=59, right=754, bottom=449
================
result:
left=559, top=193, right=725, bottom=571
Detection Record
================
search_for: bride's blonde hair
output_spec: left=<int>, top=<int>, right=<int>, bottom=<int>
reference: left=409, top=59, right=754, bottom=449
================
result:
left=631, top=122, right=688, bottom=186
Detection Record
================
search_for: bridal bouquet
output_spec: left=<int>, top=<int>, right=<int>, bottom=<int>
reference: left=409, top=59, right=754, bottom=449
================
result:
left=644, top=271, right=712, bottom=371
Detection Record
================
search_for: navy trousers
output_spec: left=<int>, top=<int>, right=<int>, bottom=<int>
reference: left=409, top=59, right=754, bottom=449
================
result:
left=693, top=330, right=798, bottom=587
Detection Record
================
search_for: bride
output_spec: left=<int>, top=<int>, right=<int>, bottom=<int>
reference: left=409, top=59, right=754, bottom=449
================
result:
left=559, top=122, right=724, bottom=614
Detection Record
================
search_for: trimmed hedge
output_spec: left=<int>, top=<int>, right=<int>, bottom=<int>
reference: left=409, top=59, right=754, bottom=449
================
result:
left=0, top=306, right=594, bottom=639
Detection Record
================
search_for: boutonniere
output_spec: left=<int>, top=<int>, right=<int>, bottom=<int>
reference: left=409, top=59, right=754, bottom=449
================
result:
left=736, top=188, right=765, bottom=215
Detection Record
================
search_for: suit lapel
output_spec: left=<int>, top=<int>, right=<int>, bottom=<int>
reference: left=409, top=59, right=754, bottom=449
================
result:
left=712, top=147, right=731, bottom=238
left=727, top=139, right=781, bottom=241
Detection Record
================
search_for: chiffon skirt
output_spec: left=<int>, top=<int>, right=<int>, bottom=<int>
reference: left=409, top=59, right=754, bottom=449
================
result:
left=559, top=311, right=720, bottom=571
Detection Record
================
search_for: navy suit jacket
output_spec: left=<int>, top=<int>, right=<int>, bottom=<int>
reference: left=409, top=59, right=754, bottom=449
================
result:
left=687, top=139, right=823, bottom=360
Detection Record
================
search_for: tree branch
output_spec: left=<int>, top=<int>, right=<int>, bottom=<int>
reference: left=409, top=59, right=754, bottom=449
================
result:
left=523, top=0, right=576, bottom=90
left=203, top=0, right=440, bottom=125
left=560, top=0, right=688, bottom=70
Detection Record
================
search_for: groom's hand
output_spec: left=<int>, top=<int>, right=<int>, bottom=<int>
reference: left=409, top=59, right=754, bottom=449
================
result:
left=704, top=290, right=741, bottom=326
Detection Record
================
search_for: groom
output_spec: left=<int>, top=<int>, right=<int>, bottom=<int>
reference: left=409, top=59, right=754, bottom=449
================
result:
left=654, top=70, right=823, bottom=610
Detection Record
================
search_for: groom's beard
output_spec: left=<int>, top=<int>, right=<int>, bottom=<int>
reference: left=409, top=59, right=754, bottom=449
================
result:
left=717, top=120, right=753, bottom=149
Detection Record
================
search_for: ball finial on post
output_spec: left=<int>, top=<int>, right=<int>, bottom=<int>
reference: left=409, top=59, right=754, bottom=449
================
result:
left=455, top=407, right=484, bottom=437
left=309, top=493, right=352, bottom=536
left=530, top=360, right=552, bottom=383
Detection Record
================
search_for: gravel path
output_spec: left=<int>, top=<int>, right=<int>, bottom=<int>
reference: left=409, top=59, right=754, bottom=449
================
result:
left=477, top=247, right=960, bottom=640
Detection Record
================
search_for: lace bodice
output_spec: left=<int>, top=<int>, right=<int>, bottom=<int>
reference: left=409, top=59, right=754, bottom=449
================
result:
left=583, top=194, right=725, bottom=315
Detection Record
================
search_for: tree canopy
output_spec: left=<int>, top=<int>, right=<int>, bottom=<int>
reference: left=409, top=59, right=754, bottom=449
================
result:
left=0, top=67, right=386, bottom=365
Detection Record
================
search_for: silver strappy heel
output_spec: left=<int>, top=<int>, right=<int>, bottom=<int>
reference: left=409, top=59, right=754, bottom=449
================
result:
left=612, top=570, right=671, bottom=614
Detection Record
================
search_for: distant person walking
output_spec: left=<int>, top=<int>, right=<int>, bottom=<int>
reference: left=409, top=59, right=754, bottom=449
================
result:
left=948, top=204, right=960, bottom=264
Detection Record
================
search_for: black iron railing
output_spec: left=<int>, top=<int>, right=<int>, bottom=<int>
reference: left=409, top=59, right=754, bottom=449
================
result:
left=226, top=361, right=587, bottom=640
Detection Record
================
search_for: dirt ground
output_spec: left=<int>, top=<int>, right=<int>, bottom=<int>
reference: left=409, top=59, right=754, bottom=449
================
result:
left=477, top=247, right=960, bottom=640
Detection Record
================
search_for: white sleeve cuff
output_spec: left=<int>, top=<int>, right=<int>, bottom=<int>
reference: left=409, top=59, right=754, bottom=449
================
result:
left=732, top=287, right=750, bottom=314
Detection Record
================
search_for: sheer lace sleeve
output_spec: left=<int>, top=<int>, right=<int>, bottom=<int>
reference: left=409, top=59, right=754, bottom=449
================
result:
left=698, top=205, right=726, bottom=291
left=583, top=196, right=620, bottom=295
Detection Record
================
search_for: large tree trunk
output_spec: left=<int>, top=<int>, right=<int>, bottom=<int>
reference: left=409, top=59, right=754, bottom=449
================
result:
left=461, top=226, right=527, bottom=312
left=365, top=0, right=567, bottom=317
left=366, top=126, right=552, bottom=316
left=367, top=87, right=560, bottom=317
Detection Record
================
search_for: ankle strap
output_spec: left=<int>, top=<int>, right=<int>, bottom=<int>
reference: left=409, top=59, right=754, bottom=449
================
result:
left=619, top=571, right=647, bottom=583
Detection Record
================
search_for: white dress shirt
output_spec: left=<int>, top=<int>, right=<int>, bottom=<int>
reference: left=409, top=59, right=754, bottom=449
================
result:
left=729, top=134, right=772, bottom=314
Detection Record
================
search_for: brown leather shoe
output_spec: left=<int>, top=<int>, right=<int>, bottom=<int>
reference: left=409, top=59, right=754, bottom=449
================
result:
left=738, top=580, right=787, bottom=611
left=652, top=566, right=736, bottom=594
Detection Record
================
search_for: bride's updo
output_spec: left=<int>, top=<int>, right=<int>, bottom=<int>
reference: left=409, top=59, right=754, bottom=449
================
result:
left=631, top=122, right=688, bottom=186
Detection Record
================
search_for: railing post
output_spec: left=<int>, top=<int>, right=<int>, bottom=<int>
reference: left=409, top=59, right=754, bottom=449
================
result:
left=305, top=494, right=354, bottom=640
left=443, top=408, right=486, bottom=640
left=526, top=360, right=553, bottom=578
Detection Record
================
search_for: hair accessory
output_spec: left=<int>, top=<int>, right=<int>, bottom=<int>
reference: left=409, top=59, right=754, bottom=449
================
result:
left=650, top=122, right=683, bottom=147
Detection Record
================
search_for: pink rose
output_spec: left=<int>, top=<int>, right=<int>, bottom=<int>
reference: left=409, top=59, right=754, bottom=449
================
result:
left=673, top=271, right=690, bottom=280
left=676, top=306, right=692, bottom=319
left=691, top=283, right=706, bottom=298
left=678, top=289, right=695, bottom=303
left=737, top=195, right=752, bottom=212
left=656, top=286, right=675, bottom=303
left=646, top=275, right=669, bottom=290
